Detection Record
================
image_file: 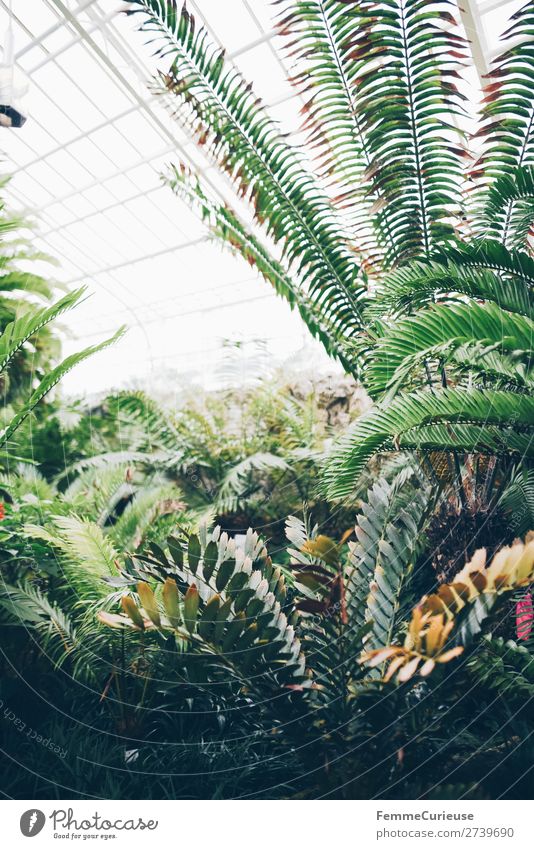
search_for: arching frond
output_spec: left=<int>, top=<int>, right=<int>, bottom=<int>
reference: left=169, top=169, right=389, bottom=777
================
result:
left=216, top=452, right=291, bottom=515
left=476, top=165, right=534, bottom=249
left=107, top=390, right=181, bottom=453
left=0, top=583, right=79, bottom=667
left=109, top=482, right=185, bottom=551
left=499, top=467, right=534, bottom=537
left=323, top=389, right=534, bottom=499
left=362, top=301, right=534, bottom=399
left=342, top=0, right=467, bottom=263
left=439, top=240, right=534, bottom=286
left=347, top=471, right=433, bottom=650
left=370, top=255, right=534, bottom=320
left=128, top=0, right=364, bottom=335
left=24, top=515, right=120, bottom=604
left=56, top=451, right=152, bottom=485
left=100, top=525, right=309, bottom=693
left=2, top=326, right=125, bottom=449
left=0, top=288, right=85, bottom=374
left=276, top=0, right=385, bottom=264
left=165, top=165, right=359, bottom=372
left=364, top=536, right=534, bottom=682
left=473, top=2, right=534, bottom=215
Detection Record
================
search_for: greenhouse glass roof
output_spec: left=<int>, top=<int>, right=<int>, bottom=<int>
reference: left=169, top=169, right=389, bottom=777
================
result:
left=0, top=0, right=522, bottom=395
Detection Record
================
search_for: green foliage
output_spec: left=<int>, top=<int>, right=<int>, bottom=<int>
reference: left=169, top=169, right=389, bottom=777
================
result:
left=349, top=470, right=433, bottom=650
left=324, top=389, right=534, bottom=500
left=102, top=525, right=309, bottom=693
left=467, top=636, right=534, bottom=699
left=125, top=1, right=533, bottom=498
left=3, top=0, right=534, bottom=803
left=128, top=0, right=364, bottom=375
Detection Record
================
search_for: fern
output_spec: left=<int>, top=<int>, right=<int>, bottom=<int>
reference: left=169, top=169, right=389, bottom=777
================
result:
left=24, top=515, right=120, bottom=605
left=324, top=389, right=534, bottom=499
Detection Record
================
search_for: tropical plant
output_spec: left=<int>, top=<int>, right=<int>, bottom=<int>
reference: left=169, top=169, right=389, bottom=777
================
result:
left=48, top=376, right=359, bottom=540
left=0, top=176, right=125, bottom=454
left=3, top=0, right=534, bottom=803
left=8, top=483, right=534, bottom=798
left=125, top=0, right=533, bottom=509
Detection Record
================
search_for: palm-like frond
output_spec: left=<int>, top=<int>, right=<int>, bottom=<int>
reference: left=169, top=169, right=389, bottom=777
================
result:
left=24, top=515, right=120, bottom=604
left=342, top=0, right=467, bottom=263
left=499, top=467, right=534, bottom=537
left=107, top=390, right=181, bottom=453
left=449, top=342, right=534, bottom=391
left=109, top=482, right=185, bottom=551
left=468, top=635, right=534, bottom=699
left=0, top=288, right=85, bottom=374
left=0, top=582, right=79, bottom=667
left=347, top=470, right=433, bottom=650
left=0, top=462, right=55, bottom=503
left=369, top=253, right=534, bottom=319
left=362, top=300, right=534, bottom=399
left=476, top=165, right=534, bottom=249
left=2, top=326, right=125, bottom=449
left=323, top=388, right=534, bottom=499
left=127, top=0, right=364, bottom=339
left=56, top=450, right=152, bottom=486
left=473, top=3, right=534, bottom=207
left=364, top=536, right=534, bottom=682
left=216, top=451, right=291, bottom=515
left=165, top=165, right=358, bottom=371
left=100, top=525, right=309, bottom=693
left=440, top=239, right=534, bottom=285
left=276, top=0, right=384, bottom=265
left=62, top=464, right=133, bottom=514
left=0, top=270, right=54, bottom=301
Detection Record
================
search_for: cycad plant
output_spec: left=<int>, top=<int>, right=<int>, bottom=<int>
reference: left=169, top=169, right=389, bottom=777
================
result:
left=127, top=0, right=533, bottom=510
left=86, top=515, right=534, bottom=796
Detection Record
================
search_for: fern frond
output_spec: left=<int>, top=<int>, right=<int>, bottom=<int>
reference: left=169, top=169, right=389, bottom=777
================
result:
left=499, top=467, right=534, bottom=537
left=0, top=583, right=79, bottom=667
left=0, top=287, right=85, bottom=374
left=216, top=452, right=291, bottom=515
left=370, top=255, right=533, bottom=320
left=364, top=536, right=534, bottom=682
left=476, top=165, right=534, bottom=249
left=467, top=635, right=534, bottom=698
left=24, top=515, right=120, bottom=604
left=1, top=326, right=126, bottom=447
left=344, top=0, right=467, bottom=263
left=100, top=525, right=309, bottom=692
left=128, top=0, right=364, bottom=335
left=363, top=301, right=534, bottom=399
left=323, top=389, right=534, bottom=499
left=109, top=482, right=185, bottom=551
left=276, top=0, right=385, bottom=265
left=165, top=165, right=358, bottom=372
left=473, top=2, right=534, bottom=228
left=347, top=471, right=433, bottom=650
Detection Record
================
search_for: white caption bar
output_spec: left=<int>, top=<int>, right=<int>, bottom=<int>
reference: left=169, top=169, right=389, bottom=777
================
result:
left=2, top=799, right=532, bottom=848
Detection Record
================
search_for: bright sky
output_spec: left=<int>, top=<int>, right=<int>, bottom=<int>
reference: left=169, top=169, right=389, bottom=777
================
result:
left=0, top=0, right=522, bottom=398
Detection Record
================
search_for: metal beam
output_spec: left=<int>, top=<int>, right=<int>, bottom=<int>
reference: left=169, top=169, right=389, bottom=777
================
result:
left=459, top=0, right=490, bottom=86
left=61, top=235, right=209, bottom=285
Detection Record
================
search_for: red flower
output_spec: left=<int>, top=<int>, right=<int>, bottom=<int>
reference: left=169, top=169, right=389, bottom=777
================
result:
left=0, top=503, right=5, bottom=520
